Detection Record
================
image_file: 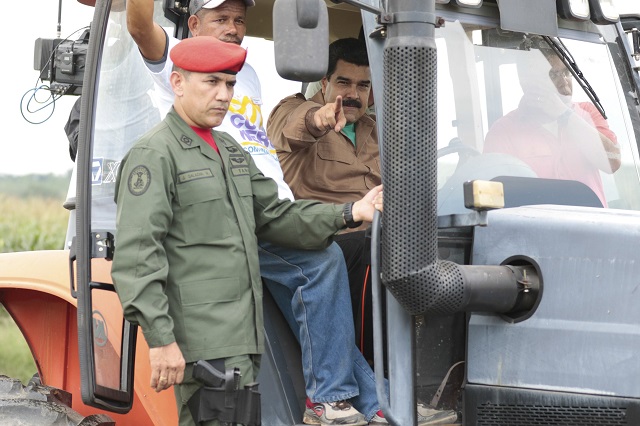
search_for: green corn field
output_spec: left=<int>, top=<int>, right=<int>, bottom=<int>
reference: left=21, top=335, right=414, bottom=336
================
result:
left=0, top=194, right=68, bottom=252
left=0, top=194, right=69, bottom=384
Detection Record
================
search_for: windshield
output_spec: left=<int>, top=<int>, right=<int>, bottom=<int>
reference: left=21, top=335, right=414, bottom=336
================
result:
left=435, top=20, right=640, bottom=214
left=89, top=3, right=167, bottom=232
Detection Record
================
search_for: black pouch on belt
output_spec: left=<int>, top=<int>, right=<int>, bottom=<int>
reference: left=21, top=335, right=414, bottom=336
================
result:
left=188, top=359, right=261, bottom=425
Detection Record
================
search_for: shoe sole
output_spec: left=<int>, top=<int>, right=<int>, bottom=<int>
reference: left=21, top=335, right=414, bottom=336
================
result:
left=303, top=413, right=368, bottom=426
left=303, top=413, right=321, bottom=425
left=418, top=413, right=460, bottom=426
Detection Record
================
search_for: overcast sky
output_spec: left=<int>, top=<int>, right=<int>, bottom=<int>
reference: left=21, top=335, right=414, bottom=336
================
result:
left=4, top=0, right=94, bottom=176
left=3, top=0, right=639, bottom=177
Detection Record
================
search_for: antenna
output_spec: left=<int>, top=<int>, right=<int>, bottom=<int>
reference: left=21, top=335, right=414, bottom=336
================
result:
left=57, top=0, right=63, bottom=38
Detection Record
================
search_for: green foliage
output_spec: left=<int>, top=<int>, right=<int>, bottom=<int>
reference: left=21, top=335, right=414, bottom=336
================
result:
left=0, top=195, right=68, bottom=252
left=0, top=171, right=71, bottom=200
left=0, top=306, right=37, bottom=385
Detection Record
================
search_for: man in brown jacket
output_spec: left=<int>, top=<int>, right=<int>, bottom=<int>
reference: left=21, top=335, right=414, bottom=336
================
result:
left=267, top=38, right=380, bottom=214
left=267, top=37, right=381, bottom=362
left=267, top=37, right=458, bottom=425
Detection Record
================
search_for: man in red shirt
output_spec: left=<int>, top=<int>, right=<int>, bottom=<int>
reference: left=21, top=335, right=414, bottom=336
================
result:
left=484, top=42, right=620, bottom=207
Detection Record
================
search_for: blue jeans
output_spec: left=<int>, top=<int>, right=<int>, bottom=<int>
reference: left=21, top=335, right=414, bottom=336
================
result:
left=258, top=240, right=386, bottom=421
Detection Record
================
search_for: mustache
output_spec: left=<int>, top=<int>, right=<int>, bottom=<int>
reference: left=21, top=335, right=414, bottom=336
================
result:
left=342, top=99, right=362, bottom=108
left=221, top=36, right=242, bottom=45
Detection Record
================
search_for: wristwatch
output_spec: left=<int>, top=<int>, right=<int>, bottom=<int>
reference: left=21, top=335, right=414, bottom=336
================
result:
left=343, top=202, right=363, bottom=229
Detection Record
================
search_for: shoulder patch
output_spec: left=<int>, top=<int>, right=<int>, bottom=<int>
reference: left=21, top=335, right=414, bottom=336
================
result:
left=128, top=165, right=151, bottom=196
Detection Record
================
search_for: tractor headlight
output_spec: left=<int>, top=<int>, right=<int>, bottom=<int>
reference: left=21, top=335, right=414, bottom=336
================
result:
left=557, top=0, right=590, bottom=21
left=454, top=0, right=482, bottom=7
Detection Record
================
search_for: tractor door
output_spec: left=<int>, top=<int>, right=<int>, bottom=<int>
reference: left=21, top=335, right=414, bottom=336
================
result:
left=73, top=0, right=172, bottom=414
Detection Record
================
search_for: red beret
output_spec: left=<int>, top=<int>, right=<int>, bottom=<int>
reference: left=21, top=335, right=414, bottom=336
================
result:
left=170, top=36, right=247, bottom=74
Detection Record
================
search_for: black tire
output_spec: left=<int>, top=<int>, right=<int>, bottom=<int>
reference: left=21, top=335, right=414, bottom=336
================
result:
left=0, top=375, right=114, bottom=425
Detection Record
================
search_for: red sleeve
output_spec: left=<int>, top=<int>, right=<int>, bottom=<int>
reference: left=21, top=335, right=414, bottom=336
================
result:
left=575, top=102, right=618, bottom=145
left=483, top=116, right=517, bottom=156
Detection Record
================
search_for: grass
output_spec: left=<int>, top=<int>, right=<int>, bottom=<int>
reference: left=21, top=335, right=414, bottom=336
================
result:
left=0, top=194, right=68, bottom=252
left=0, top=194, right=69, bottom=384
left=0, top=306, right=37, bottom=384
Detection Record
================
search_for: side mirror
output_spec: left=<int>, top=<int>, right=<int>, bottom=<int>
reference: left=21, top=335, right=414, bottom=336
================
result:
left=498, top=0, right=558, bottom=37
left=273, top=0, right=329, bottom=82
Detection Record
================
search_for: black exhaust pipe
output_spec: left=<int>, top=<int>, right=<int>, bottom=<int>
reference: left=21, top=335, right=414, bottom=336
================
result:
left=379, top=0, right=539, bottom=318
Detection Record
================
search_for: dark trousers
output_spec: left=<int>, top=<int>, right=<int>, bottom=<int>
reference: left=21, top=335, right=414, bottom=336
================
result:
left=334, top=230, right=382, bottom=364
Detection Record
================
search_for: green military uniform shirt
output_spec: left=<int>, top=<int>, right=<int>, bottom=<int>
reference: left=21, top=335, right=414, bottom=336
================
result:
left=111, top=108, right=347, bottom=363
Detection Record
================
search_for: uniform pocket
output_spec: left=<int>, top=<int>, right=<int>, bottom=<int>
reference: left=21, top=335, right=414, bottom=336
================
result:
left=176, top=174, right=231, bottom=242
left=178, top=277, right=249, bottom=351
left=177, top=173, right=224, bottom=206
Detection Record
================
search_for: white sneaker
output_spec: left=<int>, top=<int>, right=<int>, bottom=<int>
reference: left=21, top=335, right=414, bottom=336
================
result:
left=367, top=411, right=388, bottom=425
left=367, top=405, right=457, bottom=425
left=417, top=404, right=458, bottom=425
left=303, top=400, right=368, bottom=425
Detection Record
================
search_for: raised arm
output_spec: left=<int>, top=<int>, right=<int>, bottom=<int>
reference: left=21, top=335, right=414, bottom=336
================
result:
left=268, top=94, right=347, bottom=153
left=127, top=0, right=168, bottom=61
left=522, top=87, right=621, bottom=174
left=565, top=102, right=621, bottom=174
left=306, top=95, right=347, bottom=135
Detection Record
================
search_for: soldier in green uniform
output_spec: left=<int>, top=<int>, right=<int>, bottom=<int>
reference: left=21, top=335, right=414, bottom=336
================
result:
left=110, top=36, right=383, bottom=425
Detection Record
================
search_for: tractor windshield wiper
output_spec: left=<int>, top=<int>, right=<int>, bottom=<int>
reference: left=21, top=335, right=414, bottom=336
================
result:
left=543, top=35, right=607, bottom=119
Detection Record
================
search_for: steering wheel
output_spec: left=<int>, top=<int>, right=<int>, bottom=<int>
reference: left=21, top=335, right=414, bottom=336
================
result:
left=437, top=137, right=481, bottom=172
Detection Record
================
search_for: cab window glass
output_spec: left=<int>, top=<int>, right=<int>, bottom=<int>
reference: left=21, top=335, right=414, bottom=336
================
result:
left=435, top=20, right=640, bottom=214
